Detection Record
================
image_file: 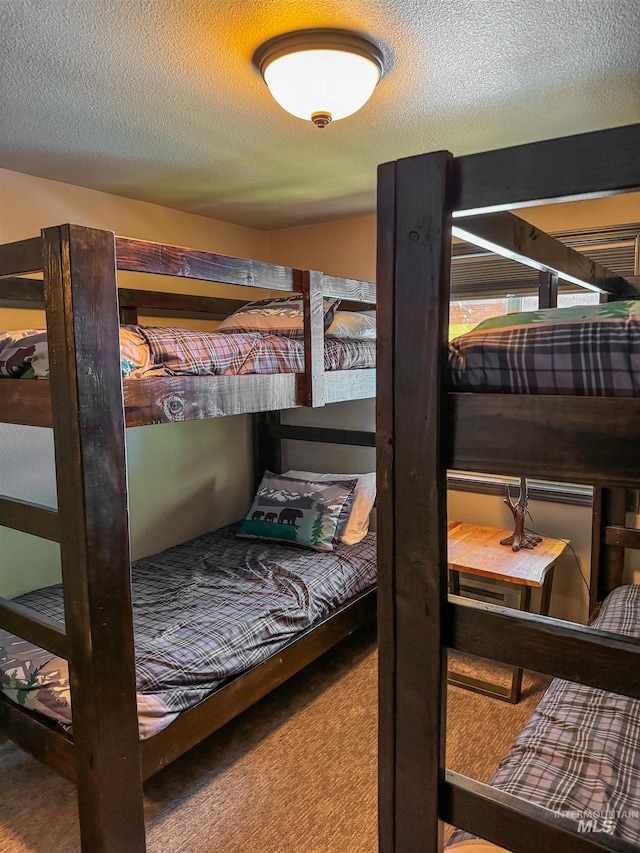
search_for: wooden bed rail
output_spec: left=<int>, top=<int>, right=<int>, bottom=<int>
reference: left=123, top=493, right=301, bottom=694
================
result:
left=442, top=772, right=639, bottom=853
left=448, top=596, right=640, bottom=698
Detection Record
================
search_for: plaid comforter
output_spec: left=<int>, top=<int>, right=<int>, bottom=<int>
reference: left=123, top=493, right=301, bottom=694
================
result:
left=449, top=313, right=640, bottom=396
left=448, top=584, right=640, bottom=848
left=138, top=326, right=376, bottom=375
left=0, top=326, right=375, bottom=379
left=0, top=524, right=377, bottom=739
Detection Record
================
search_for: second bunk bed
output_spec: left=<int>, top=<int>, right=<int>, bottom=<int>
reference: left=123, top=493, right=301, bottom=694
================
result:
left=0, top=228, right=377, bottom=853
left=376, top=123, right=640, bottom=853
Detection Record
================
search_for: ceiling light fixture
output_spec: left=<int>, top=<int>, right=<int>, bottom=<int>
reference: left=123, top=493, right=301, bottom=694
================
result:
left=253, top=28, right=385, bottom=129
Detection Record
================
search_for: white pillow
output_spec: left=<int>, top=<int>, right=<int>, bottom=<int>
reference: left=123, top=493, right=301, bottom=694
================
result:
left=283, top=470, right=376, bottom=545
left=325, top=310, right=376, bottom=340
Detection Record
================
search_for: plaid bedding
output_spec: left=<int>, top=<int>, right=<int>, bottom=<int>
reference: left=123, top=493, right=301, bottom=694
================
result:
left=448, top=584, right=640, bottom=848
left=0, top=326, right=375, bottom=379
left=137, top=326, right=376, bottom=375
left=0, top=524, right=376, bottom=739
left=449, top=309, right=640, bottom=396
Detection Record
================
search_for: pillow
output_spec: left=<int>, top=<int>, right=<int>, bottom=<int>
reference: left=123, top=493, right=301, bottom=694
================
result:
left=238, top=471, right=358, bottom=552
left=284, top=470, right=376, bottom=545
left=216, top=295, right=340, bottom=338
left=467, top=298, right=640, bottom=334
left=325, top=310, right=376, bottom=340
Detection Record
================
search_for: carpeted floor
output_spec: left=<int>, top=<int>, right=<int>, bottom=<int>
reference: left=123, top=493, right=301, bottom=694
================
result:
left=0, top=626, right=550, bottom=853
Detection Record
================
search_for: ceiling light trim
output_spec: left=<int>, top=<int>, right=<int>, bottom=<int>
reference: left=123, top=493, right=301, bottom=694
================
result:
left=252, top=29, right=385, bottom=79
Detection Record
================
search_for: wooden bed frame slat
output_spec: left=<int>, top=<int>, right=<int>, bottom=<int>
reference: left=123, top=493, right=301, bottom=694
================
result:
left=0, top=596, right=68, bottom=658
left=453, top=211, right=635, bottom=297
left=448, top=393, right=640, bottom=489
left=115, top=235, right=298, bottom=290
left=448, top=597, right=640, bottom=698
left=0, top=494, right=60, bottom=541
left=443, top=772, right=639, bottom=853
left=454, top=123, right=640, bottom=214
left=0, top=696, right=76, bottom=783
left=0, top=236, right=43, bottom=277
left=605, top=525, right=640, bottom=549
left=266, top=422, right=376, bottom=447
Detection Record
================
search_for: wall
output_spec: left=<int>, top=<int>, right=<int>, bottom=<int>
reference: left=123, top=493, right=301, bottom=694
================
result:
left=271, top=191, right=640, bottom=625
left=0, top=169, right=271, bottom=597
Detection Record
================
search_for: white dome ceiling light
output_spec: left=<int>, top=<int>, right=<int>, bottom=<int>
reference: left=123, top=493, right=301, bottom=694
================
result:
left=253, top=29, right=385, bottom=129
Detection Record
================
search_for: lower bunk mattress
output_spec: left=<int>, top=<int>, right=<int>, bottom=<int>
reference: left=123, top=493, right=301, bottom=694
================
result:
left=0, top=524, right=377, bottom=739
left=448, top=583, right=640, bottom=850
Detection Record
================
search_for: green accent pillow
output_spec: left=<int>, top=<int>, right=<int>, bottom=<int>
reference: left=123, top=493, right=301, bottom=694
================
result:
left=238, top=472, right=358, bottom=552
left=470, top=299, right=640, bottom=333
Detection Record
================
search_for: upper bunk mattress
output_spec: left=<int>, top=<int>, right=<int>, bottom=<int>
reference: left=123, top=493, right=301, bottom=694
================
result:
left=0, top=325, right=376, bottom=380
left=0, top=524, right=377, bottom=739
left=448, top=583, right=640, bottom=849
left=449, top=300, right=640, bottom=396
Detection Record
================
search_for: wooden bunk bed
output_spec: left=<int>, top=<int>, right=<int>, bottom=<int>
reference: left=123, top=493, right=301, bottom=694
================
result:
left=376, top=123, right=640, bottom=853
left=0, top=227, right=377, bottom=853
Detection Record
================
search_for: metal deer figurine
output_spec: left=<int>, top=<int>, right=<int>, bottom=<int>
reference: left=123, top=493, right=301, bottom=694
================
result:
left=500, top=477, right=543, bottom=551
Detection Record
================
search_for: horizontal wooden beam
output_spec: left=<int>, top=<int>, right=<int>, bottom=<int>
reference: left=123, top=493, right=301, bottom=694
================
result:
left=443, top=771, right=637, bottom=853
left=448, top=393, right=640, bottom=489
left=118, top=288, right=247, bottom=319
left=0, top=596, right=68, bottom=658
left=605, top=525, right=640, bottom=550
left=0, top=276, right=44, bottom=302
left=454, top=123, right=640, bottom=214
left=0, top=495, right=60, bottom=541
left=321, top=274, right=376, bottom=303
left=0, top=696, right=76, bottom=783
left=448, top=597, right=640, bottom=698
left=0, top=237, right=43, bottom=277
left=452, top=211, right=634, bottom=297
left=0, top=379, right=52, bottom=427
left=115, top=236, right=297, bottom=291
left=267, top=422, right=376, bottom=447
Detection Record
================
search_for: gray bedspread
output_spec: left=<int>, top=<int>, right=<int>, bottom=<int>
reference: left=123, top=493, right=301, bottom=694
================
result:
left=0, top=524, right=377, bottom=739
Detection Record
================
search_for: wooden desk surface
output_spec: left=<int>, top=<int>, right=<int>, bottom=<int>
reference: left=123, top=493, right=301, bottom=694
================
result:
left=447, top=520, right=569, bottom=587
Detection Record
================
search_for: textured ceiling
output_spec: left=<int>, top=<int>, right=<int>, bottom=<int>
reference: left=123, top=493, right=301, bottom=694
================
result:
left=1, top=0, right=639, bottom=230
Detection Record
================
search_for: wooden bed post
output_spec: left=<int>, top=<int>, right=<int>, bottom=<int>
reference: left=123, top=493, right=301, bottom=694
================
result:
left=377, top=151, right=454, bottom=853
left=42, top=224, right=146, bottom=853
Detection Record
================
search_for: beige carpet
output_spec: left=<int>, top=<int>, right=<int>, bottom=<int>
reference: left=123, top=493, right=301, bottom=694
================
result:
left=0, top=627, right=550, bottom=853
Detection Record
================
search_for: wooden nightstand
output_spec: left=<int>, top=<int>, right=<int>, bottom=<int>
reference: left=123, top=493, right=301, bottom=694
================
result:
left=447, top=520, right=569, bottom=703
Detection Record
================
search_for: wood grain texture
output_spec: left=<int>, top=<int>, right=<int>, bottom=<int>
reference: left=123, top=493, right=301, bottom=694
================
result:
left=453, top=211, right=631, bottom=296
left=449, top=393, right=640, bottom=488
left=377, top=151, right=454, bottom=853
left=447, top=521, right=567, bottom=586
left=42, top=224, right=146, bottom=853
left=0, top=494, right=60, bottom=541
left=605, top=525, right=640, bottom=549
left=0, top=379, right=52, bottom=426
left=443, top=771, right=638, bottom=853
left=0, top=596, right=67, bottom=658
left=324, top=369, right=375, bottom=403
left=266, top=422, right=376, bottom=447
left=116, top=236, right=296, bottom=290
left=454, top=123, right=640, bottom=214
left=538, top=270, right=559, bottom=308
left=375, top=159, right=398, bottom=853
left=0, top=695, right=76, bottom=784
left=0, top=236, right=43, bottom=276
left=321, top=274, right=376, bottom=303
left=301, top=270, right=325, bottom=407
left=448, top=597, right=640, bottom=699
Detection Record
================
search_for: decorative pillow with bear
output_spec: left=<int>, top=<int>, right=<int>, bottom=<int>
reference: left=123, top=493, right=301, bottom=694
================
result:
left=238, top=471, right=358, bottom=552
left=216, top=295, right=340, bottom=338
left=283, top=470, right=376, bottom=545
